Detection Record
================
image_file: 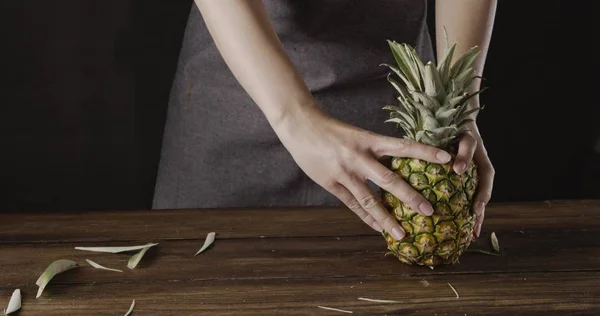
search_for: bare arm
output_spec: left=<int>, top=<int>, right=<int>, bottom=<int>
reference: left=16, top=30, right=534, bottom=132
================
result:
left=435, top=0, right=497, bottom=96
left=193, top=0, right=454, bottom=240
left=193, top=0, right=314, bottom=126
left=436, top=0, right=497, bottom=237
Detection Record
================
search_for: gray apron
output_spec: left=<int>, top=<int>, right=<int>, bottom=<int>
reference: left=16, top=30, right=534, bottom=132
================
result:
left=153, top=0, right=434, bottom=209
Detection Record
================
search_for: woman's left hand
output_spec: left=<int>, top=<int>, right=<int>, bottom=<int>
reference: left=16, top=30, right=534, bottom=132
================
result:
left=451, top=117, right=495, bottom=238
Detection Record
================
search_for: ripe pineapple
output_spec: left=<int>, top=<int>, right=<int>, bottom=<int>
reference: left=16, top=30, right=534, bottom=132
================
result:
left=380, top=33, right=485, bottom=267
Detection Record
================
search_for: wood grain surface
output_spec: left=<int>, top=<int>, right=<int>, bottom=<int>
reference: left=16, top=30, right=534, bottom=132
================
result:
left=1, top=200, right=599, bottom=315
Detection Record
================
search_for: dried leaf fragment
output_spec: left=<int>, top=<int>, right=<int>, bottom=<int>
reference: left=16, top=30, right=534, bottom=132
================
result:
left=194, top=232, right=216, bottom=256
left=358, top=297, right=403, bottom=303
left=465, top=249, right=500, bottom=256
left=4, top=289, right=21, bottom=315
left=75, top=243, right=158, bottom=254
left=316, top=306, right=353, bottom=313
left=86, top=259, right=123, bottom=273
left=491, top=232, right=500, bottom=252
left=124, top=300, right=135, bottom=316
left=448, top=283, right=459, bottom=299
left=127, top=244, right=158, bottom=269
left=36, top=259, right=79, bottom=298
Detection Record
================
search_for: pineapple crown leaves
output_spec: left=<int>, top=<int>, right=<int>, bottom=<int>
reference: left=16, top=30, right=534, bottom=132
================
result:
left=381, top=29, right=486, bottom=149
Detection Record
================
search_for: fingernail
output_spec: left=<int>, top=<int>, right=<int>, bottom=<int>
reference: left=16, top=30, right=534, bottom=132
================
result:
left=436, top=151, right=452, bottom=163
left=391, top=227, right=405, bottom=240
left=419, top=202, right=434, bottom=216
left=455, top=162, right=466, bottom=174
left=372, top=222, right=383, bottom=232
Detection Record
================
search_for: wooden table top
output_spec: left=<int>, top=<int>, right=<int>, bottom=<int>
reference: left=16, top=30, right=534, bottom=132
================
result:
left=1, top=200, right=599, bottom=315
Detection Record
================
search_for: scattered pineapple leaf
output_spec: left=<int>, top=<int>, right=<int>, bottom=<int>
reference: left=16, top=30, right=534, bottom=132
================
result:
left=86, top=259, right=123, bottom=273
left=36, top=259, right=79, bottom=298
left=75, top=243, right=158, bottom=254
left=127, top=244, right=158, bottom=269
left=448, top=283, right=459, bottom=299
left=358, top=297, right=403, bottom=303
left=465, top=249, right=500, bottom=256
left=316, top=306, right=353, bottom=314
left=420, top=280, right=430, bottom=287
left=428, top=266, right=434, bottom=270
left=124, top=300, right=135, bottom=316
left=194, top=232, right=216, bottom=256
left=491, top=232, right=500, bottom=252
left=75, top=243, right=158, bottom=269
left=4, top=289, right=21, bottom=315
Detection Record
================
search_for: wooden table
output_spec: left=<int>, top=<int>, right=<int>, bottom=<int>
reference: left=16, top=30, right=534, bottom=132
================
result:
left=1, top=200, right=599, bottom=315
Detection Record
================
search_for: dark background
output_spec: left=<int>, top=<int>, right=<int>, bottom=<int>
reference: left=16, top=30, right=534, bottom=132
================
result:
left=1, top=1, right=598, bottom=212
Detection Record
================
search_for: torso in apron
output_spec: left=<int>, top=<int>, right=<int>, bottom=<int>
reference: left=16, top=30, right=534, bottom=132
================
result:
left=153, top=0, right=434, bottom=209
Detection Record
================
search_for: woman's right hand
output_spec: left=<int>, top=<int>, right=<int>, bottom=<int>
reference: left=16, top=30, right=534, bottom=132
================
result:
left=272, top=102, right=453, bottom=241
left=192, top=2, right=450, bottom=240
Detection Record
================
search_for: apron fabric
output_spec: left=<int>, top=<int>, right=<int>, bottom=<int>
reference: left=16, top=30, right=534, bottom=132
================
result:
left=153, top=0, right=434, bottom=209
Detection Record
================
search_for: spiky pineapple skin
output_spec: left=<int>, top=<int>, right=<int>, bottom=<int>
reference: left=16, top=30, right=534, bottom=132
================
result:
left=381, top=156, right=478, bottom=267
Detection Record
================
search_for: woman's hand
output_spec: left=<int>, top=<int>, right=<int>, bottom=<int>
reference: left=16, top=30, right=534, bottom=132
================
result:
left=193, top=0, right=496, bottom=240
left=273, top=103, right=454, bottom=241
left=451, top=122, right=495, bottom=238
left=435, top=0, right=497, bottom=239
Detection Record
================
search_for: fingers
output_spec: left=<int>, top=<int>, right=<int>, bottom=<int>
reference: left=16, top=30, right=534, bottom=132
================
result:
left=327, top=183, right=383, bottom=232
left=361, top=158, right=434, bottom=216
left=473, top=143, right=495, bottom=238
left=342, top=177, right=406, bottom=241
left=474, top=207, right=485, bottom=238
left=473, top=168, right=493, bottom=237
left=453, top=132, right=478, bottom=175
left=372, top=135, right=451, bottom=165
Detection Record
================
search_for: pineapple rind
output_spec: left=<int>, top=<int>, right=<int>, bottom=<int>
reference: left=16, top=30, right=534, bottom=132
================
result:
left=381, top=36, right=485, bottom=267
left=382, top=157, right=477, bottom=266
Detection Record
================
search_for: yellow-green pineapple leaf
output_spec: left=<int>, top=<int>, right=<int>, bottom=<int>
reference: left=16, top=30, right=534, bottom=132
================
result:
left=36, top=259, right=79, bottom=298
left=450, top=46, right=480, bottom=79
left=4, top=289, right=21, bottom=315
left=424, top=62, right=445, bottom=100
left=491, top=232, right=500, bottom=252
left=437, top=42, right=457, bottom=87
left=387, top=40, right=422, bottom=90
left=127, top=244, right=157, bottom=269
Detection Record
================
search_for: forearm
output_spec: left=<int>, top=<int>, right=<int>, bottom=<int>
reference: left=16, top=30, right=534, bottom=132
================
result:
left=194, top=0, right=315, bottom=126
left=435, top=0, right=497, bottom=95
